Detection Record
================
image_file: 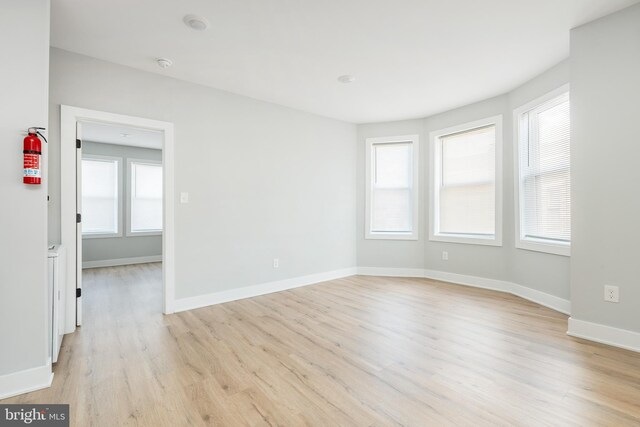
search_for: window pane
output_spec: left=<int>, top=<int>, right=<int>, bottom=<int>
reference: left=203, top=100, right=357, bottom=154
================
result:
left=537, top=101, right=571, bottom=172
left=523, top=171, right=570, bottom=241
left=372, top=188, right=412, bottom=232
left=371, top=142, right=413, bottom=233
left=440, top=183, right=495, bottom=235
left=439, top=125, right=496, bottom=235
left=131, top=162, right=163, bottom=232
left=520, top=93, right=570, bottom=243
left=442, top=126, right=495, bottom=186
left=375, top=143, right=411, bottom=188
left=82, top=159, right=118, bottom=234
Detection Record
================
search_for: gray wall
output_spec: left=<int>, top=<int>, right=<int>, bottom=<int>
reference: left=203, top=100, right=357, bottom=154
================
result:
left=423, top=95, right=511, bottom=281
left=507, top=61, right=572, bottom=298
left=0, top=0, right=50, bottom=375
left=48, top=48, right=357, bottom=300
left=357, top=60, right=571, bottom=299
left=570, top=3, right=640, bottom=332
left=82, top=142, right=162, bottom=264
left=357, top=119, right=426, bottom=270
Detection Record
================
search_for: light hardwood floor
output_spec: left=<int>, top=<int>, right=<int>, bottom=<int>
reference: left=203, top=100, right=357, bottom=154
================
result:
left=4, top=263, right=640, bottom=426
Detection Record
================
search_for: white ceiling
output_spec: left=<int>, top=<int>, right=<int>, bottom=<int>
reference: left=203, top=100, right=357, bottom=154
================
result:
left=82, top=121, right=163, bottom=149
left=51, top=0, right=639, bottom=124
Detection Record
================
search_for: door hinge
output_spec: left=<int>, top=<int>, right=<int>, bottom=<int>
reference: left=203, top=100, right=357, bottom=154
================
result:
left=76, top=139, right=82, bottom=149
left=76, top=213, right=81, bottom=223
left=76, top=288, right=82, bottom=298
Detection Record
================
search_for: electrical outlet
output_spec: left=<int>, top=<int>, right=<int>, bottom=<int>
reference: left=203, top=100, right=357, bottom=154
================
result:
left=604, top=285, right=619, bottom=303
left=273, top=258, right=279, bottom=269
left=442, top=251, right=449, bottom=261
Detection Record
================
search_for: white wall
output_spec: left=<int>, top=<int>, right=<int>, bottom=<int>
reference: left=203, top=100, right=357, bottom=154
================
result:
left=357, top=60, right=571, bottom=300
left=82, top=142, right=162, bottom=264
left=570, top=3, right=640, bottom=332
left=0, top=0, right=50, bottom=376
left=48, top=48, right=357, bottom=300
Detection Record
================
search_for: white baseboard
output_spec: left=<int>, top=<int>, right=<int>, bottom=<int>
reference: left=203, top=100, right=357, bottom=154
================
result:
left=173, top=266, right=570, bottom=316
left=0, top=360, right=53, bottom=401
left=172, top=267, right=358, bottom=313
left=510, top=282, right=571, bottom=315
left=422, top=268, right=512, bottom=294
left=356, top=267, right=571, bottom=315
left=568, top=318, right=640, bottom=353
left=82, top=255, right=162, bottom=269
left=356, top=267, right=427, bottom=278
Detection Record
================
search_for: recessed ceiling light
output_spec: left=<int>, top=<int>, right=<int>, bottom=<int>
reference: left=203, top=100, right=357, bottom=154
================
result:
left=337, top=74, right=356, bottom=84
left=183, top=14, right=209, bottom=31
left=156, top=58, right=173, bottom=69
left=120, top=133, right=131, bottom=138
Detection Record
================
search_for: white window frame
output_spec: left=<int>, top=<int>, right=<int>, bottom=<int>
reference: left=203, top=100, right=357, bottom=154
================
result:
left=365, top=134, right=419, bottom=240
left=126, top=158, right=163, bottom=236
left=81, top=154, right=123, bottom=239
left=513, top=84, right=570, bottom=257
left=429, top=115, right=503, bottom=246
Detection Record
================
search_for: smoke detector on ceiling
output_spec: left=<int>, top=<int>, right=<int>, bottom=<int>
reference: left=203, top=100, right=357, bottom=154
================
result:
left=337, top=75, right=356, bottom=83
left=183, top=14, right=209, bottom=31
left=156, top=58, right=173, bottom=69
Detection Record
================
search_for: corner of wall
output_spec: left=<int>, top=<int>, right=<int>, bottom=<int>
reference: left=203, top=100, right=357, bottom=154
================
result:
left=0, top=360, right=53, bottom=401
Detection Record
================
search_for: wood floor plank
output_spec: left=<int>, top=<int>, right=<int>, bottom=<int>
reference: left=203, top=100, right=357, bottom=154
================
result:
left=3, top=263, right=640, bottom=426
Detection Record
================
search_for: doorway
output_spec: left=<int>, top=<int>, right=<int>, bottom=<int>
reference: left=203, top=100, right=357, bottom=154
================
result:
left=60, top=106, right=175, bottom=333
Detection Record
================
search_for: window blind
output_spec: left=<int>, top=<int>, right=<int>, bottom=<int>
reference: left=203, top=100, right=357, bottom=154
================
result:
left=371, top=142, right=413, bottom=232
left=82, top=158, right=119, bottom=234
left=519, top=92, right=570, bottom=242
left=130, top=162, right=163, bottom=232
left=438, top=125, right=496, bottom=236
left=519, top=93, right=571, bottom=242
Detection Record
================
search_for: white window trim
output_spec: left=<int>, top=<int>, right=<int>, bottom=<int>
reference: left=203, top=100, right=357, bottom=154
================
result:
left=81, top=154, right=123, bottom=239
left=429, top=115, right=503, bottom=246
left=365, top=134, right=419, bottom=240
left=513, top=84, right=570, bottom=257
left=126, top=158, right=163, bottom=237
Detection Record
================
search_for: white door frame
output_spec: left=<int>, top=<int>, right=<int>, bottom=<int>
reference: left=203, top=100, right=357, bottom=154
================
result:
left=61, top=105, right=175, bottom=333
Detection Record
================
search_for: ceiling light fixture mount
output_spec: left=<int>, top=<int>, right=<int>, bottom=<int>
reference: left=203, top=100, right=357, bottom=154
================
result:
left=337, top=74, right=356, bottom=84
left=156, top=58, right=173, bottom=69
left=183, top=14, right=209, bottom=31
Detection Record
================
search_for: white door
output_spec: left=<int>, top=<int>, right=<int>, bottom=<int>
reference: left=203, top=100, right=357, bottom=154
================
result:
left=76, top=122, right=83, bottom=326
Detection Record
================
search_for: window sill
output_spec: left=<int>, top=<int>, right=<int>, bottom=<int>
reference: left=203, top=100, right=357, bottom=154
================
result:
left=366, top=231, right=418, bottom=241
left=82, top=232, right=122, bottom=239
left=516, top=238, right=570, bottom=256
left=429, top=233, right=502, bottom=247
left=126, top=230, right=163, bottom=237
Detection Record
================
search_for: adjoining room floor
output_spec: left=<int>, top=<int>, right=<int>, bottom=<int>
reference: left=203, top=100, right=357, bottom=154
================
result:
left=4, top=263, right=640, bottom=426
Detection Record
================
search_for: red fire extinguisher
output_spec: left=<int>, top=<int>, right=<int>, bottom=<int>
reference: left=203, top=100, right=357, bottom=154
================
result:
left=23, top=127, right=46, bottom=185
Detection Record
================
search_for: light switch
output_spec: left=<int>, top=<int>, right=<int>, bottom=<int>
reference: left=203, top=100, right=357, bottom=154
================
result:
left=180, top=192, right=189, bottom=203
